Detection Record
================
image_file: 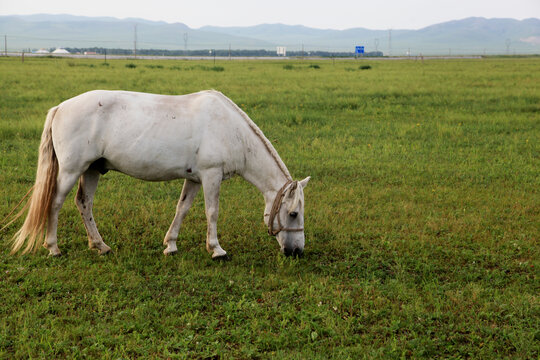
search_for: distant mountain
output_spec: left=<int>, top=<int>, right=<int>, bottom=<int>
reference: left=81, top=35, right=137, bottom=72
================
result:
left=0, top=14, right=273, bottom=51
left=202, top=18, right=540, bottom=54
left=392, top=17, right=540, bottom=54
left=1, top=14, right=539, bottom=55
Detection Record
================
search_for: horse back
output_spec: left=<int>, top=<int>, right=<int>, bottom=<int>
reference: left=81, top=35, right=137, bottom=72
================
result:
left=50, top=90, right=250, bottom=181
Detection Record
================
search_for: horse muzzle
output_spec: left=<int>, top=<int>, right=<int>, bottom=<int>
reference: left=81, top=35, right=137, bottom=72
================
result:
left=283, top=246, right=304, bottom=258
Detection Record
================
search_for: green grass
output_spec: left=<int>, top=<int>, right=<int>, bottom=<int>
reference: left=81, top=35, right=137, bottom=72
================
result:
left=0, top=56, right=539, bottom=359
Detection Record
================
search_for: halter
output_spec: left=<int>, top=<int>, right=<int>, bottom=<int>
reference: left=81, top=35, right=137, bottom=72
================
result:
left=267, top=180, right=304, bottom=236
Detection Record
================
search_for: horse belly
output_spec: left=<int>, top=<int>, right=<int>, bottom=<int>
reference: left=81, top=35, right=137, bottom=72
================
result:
left=103, top=138, right=200, bottom=181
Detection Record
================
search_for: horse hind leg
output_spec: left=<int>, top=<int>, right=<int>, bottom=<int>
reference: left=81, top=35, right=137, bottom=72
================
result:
left=43, top=169, right=81, bottom=256
left=75, top=169, right=111, bottom=255
left=163, top=179, right=201, bottom=255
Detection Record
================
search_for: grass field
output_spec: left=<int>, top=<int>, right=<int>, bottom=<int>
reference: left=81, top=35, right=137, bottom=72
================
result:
left=0, top=56, right=538, bottom=359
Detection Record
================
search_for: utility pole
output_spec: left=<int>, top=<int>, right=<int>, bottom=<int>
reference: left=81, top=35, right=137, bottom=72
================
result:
left=374, top=38, right=379, bottom=53
left=133, top=24, right=137, bottom=57
left=505, top=38, right=511, bottom=55
left=388, top=29, right=392, bottom=56
left=183, top=32, right=188, bottom=55
left=4, top=35, right=7, bottom=56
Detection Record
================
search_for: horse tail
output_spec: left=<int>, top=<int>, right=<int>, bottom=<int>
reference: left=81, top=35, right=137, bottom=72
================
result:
left=10, top=106, right=59, bottom=254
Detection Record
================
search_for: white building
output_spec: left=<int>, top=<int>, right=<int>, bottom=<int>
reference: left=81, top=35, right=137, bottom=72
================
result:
left=52, top=48, right=70, bottom=54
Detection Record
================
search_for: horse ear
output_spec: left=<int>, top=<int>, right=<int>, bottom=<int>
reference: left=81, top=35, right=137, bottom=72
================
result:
left=299, top=176, right=310, bottom=189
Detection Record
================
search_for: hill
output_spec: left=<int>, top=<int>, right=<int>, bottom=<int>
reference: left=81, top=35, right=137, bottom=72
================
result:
left=0, top=14, right=539, bottom=55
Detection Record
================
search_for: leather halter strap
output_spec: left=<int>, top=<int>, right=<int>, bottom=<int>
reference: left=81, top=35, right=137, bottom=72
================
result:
left=268, top=180, right=304, bottom=236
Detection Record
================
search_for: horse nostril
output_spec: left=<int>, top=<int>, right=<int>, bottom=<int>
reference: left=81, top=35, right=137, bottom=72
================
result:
left=290, top=211, right=298, bottom=218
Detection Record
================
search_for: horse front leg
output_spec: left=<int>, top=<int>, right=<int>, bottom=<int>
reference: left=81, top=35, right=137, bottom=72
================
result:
left=75, top=169, right=111, bottom=255
left=201, top=169, right=228, bottom=259
left=163, top=179, right=201, bottom=255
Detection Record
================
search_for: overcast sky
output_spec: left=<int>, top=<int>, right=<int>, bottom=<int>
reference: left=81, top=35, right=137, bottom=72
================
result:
left=2, top=0, right=539, bottom=30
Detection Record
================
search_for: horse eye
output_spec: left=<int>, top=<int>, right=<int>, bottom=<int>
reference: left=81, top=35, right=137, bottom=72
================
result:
left=289, top=211, right=298, bottom=218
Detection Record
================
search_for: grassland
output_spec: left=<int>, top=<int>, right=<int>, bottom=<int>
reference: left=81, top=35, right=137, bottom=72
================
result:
left=0, top=56, right=538, bottom=359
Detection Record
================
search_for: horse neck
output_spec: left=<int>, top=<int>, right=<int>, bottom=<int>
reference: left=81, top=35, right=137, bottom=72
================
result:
left=240, top=145, right=292, bottom=209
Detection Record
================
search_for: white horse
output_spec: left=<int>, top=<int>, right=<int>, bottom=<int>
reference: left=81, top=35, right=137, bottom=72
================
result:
left=10, top=90, right=310, bottom=259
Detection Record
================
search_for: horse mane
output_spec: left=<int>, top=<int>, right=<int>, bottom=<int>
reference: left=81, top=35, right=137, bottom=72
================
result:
left=212, top=90, right=292, bottom=181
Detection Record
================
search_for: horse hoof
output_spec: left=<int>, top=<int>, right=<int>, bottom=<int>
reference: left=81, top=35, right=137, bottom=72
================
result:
left=164, top=250, right=177, bottom=256
left=212, top=254, right=231, bottom=261
left=95, top=243, right=112, bottom=255
left=49, top=252, right=62, bottom=257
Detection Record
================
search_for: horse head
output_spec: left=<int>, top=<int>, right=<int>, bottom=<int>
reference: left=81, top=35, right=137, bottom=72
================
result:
left=266, top=176, right=310, bottom=257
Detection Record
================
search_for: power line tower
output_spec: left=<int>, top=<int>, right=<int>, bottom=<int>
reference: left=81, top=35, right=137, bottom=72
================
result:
left=184, top=32, right=188, bottom=54
left=505, top=38, right=511, bottom=55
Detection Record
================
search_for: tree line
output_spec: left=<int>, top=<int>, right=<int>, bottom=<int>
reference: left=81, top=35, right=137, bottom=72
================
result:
left=62, top=47, right=384, bottom=57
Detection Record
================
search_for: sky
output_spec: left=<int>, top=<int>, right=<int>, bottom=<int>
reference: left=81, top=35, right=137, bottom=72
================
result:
left=2, top=0, right=539, bottom=30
